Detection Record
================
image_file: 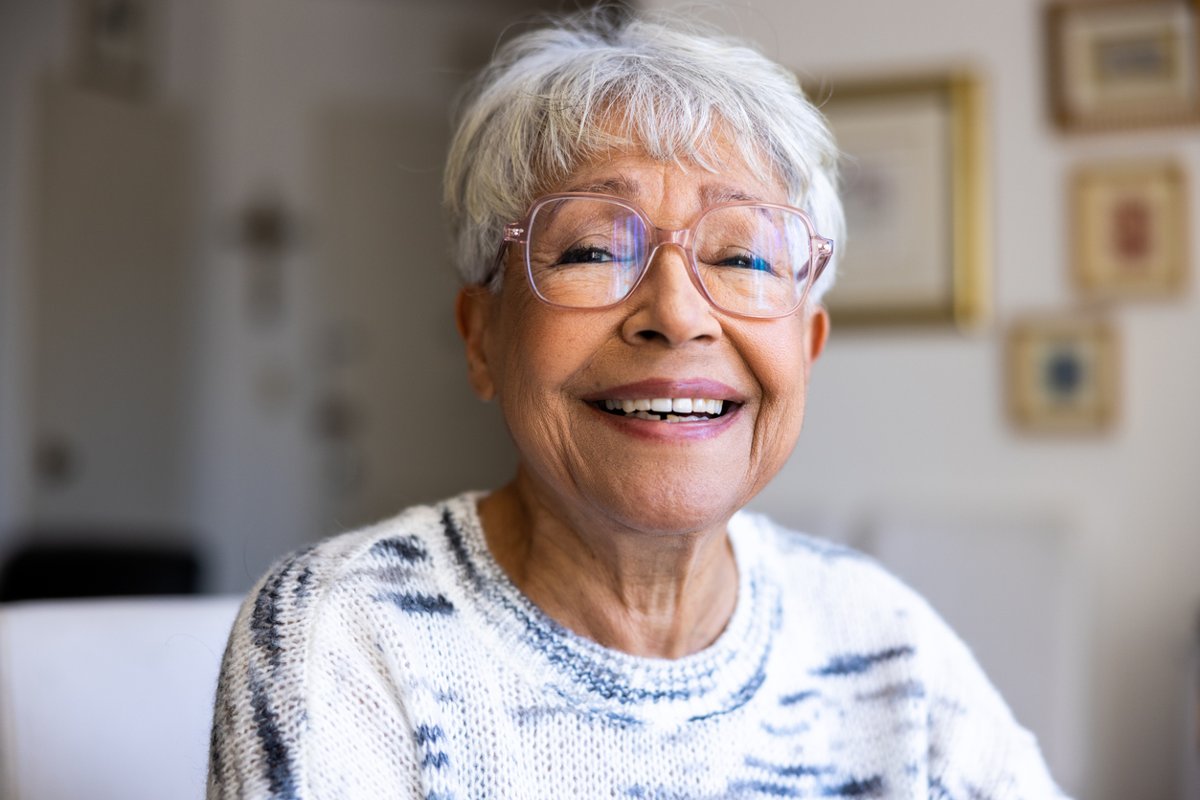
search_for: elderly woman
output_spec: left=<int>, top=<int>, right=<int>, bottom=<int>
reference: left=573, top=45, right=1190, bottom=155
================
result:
left=208, top=11, right=1066, bottom=800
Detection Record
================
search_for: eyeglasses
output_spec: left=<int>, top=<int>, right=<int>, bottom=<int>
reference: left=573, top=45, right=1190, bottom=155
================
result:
left=490, top=193, right=834, bottom=319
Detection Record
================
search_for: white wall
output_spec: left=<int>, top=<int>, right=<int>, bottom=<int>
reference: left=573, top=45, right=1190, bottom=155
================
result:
left=639, top=1, right=1200, bottom=798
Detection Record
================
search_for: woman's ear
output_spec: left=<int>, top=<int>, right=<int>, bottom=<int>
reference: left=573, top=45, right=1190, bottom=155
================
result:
left=806, top=305, right=830, bottom=363
left=455, top=287, right=496, bottom=401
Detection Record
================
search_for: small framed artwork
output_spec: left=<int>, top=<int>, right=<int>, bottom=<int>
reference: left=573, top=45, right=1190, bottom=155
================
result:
left=1046, top=0, right=1200, bottom=131
left=817, top=73, right=988, bottom=328
left=74, top=0, right=156, bottom=100
left=1072, top=160, right=1189, bottom=298
left=1007, top=316, right=1119, bottom=434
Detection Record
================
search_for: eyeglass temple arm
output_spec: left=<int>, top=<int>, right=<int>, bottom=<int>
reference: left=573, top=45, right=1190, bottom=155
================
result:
left=479, top=223, right=527, bottom=287
left=812, top=237, right=834, bottom=282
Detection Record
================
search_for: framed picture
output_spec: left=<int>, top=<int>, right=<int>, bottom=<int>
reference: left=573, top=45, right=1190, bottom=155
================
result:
left=1072, top=160, right=1189, bottom=298
left=817, top=74, right=988, bottom=328
left=1007, top=316, right=1119, bottom=433
left=74, top=0, right=155, bottom=100
left=1046, top=0, right=1200, bottom=131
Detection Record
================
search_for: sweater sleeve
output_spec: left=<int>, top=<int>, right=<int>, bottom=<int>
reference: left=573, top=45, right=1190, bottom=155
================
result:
left=915, top=597, right=1070, bottom=800
left=206, top=548, right=423, bottom=800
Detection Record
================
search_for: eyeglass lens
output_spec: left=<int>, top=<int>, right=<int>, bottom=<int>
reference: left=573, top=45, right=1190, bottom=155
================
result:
left=525, top=197, right=815, bottom=317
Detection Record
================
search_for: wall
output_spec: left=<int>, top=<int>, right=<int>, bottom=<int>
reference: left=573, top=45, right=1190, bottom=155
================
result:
left=0, top=0, right=529, bottom=590
left=3, top=1, right=1196, bottom=797
left=0, top=0, right=218, bottom=539
left=0, top=2, right=66, bottom=546
left=187, top=0, right=522, bottom=592
left=31, top=82, right=196, bottom=530
left=639, top=1, right=1200, bottom=798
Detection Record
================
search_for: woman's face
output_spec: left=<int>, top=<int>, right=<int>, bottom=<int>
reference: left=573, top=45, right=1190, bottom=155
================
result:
left=457, top=142, right=829, bottom=537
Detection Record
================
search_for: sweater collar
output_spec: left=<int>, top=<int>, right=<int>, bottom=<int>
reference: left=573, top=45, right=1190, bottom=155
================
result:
left=442, top=492, right=779, bottom=727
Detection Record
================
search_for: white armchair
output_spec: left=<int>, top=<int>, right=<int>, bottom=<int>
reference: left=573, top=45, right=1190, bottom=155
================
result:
left=0, top=595, right=242, bottom=800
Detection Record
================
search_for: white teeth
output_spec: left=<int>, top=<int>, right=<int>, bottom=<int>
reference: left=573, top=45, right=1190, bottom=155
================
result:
left=598, top=397, right=730, bottom=419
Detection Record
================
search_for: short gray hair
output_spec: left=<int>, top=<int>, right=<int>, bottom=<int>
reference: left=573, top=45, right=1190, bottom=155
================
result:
left=443, top=9, right=843, bottom=303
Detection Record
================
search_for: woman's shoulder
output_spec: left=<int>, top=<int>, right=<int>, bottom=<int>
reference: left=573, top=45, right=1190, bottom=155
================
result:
left=732, top=511, right=1066, bottom=798
left=734, top=510, right=1019, bottom=723
left=222, top=496, right=475, bottom=671
left=732, top=509, right=917, bottom=603
left=248, top=499, right=454, bottom=604
left=210, top=497, right=469, bottom=796
left=735, top=511, right=868, bottom=562
left=731, top=509, right=971, bottom=660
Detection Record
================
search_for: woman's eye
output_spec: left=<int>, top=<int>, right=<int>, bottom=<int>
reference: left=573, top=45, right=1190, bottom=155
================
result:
left=717, top=253, right=774, bottom=273
left=557, top=246, right=614, bottom=265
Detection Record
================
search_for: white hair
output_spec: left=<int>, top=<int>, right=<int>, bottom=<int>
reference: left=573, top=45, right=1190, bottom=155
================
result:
left=443, top=9, right=843, bottom=303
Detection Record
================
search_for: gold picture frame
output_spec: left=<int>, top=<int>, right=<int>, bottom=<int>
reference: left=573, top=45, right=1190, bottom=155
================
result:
left=1046, top=0, right=1200, bottom=132
left=1071, top=159, right=1189, bottom=298
left=1007, top=316, right=1119, bottom=434
left=817, top=73, right=988, bottom=328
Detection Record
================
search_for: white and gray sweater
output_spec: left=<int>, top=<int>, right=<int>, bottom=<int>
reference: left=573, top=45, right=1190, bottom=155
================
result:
left=208, top=493, right=1067, bottom=799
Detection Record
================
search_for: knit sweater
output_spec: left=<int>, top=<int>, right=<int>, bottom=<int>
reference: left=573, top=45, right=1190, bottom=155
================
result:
left=208, top=493, right=1067, bottom=799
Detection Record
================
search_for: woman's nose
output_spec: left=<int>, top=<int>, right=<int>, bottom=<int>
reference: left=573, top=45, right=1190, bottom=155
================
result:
left=619, top=244, right=722, bottom=346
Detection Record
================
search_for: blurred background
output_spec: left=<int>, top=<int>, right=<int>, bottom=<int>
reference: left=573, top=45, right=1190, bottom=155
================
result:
left=0, top=0, right=1198, bottom=798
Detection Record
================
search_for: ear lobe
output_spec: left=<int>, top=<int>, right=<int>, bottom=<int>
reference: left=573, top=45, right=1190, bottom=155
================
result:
left=455, top=287, right=496, bottom=402
left=806, top=305, right=830, bottom=363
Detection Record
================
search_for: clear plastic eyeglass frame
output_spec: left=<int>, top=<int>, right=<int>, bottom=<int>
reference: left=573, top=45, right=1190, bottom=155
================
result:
left=486, top=192, right=834, bottom=320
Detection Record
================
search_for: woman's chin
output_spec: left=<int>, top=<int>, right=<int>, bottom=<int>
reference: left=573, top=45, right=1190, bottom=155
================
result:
left=581, top=479, right=745, bottom=537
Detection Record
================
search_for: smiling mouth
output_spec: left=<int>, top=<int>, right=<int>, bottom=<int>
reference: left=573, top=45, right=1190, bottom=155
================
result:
left=589, top=397, right=736, bottom=423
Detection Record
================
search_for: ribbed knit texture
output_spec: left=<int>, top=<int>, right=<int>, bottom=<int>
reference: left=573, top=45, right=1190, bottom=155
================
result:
left=208, top=493, right=1067, bottom=799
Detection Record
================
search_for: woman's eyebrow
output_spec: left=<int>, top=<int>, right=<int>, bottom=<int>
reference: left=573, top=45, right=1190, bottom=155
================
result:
left=560, top=176, right=764, bottom=206
left=700, top=184, right=761, bottom=206
left=563, top=175, right=640, bottom=196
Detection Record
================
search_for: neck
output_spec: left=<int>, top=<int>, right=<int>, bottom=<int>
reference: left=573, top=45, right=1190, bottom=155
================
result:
left=477, top=471, right=739, bottom=659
